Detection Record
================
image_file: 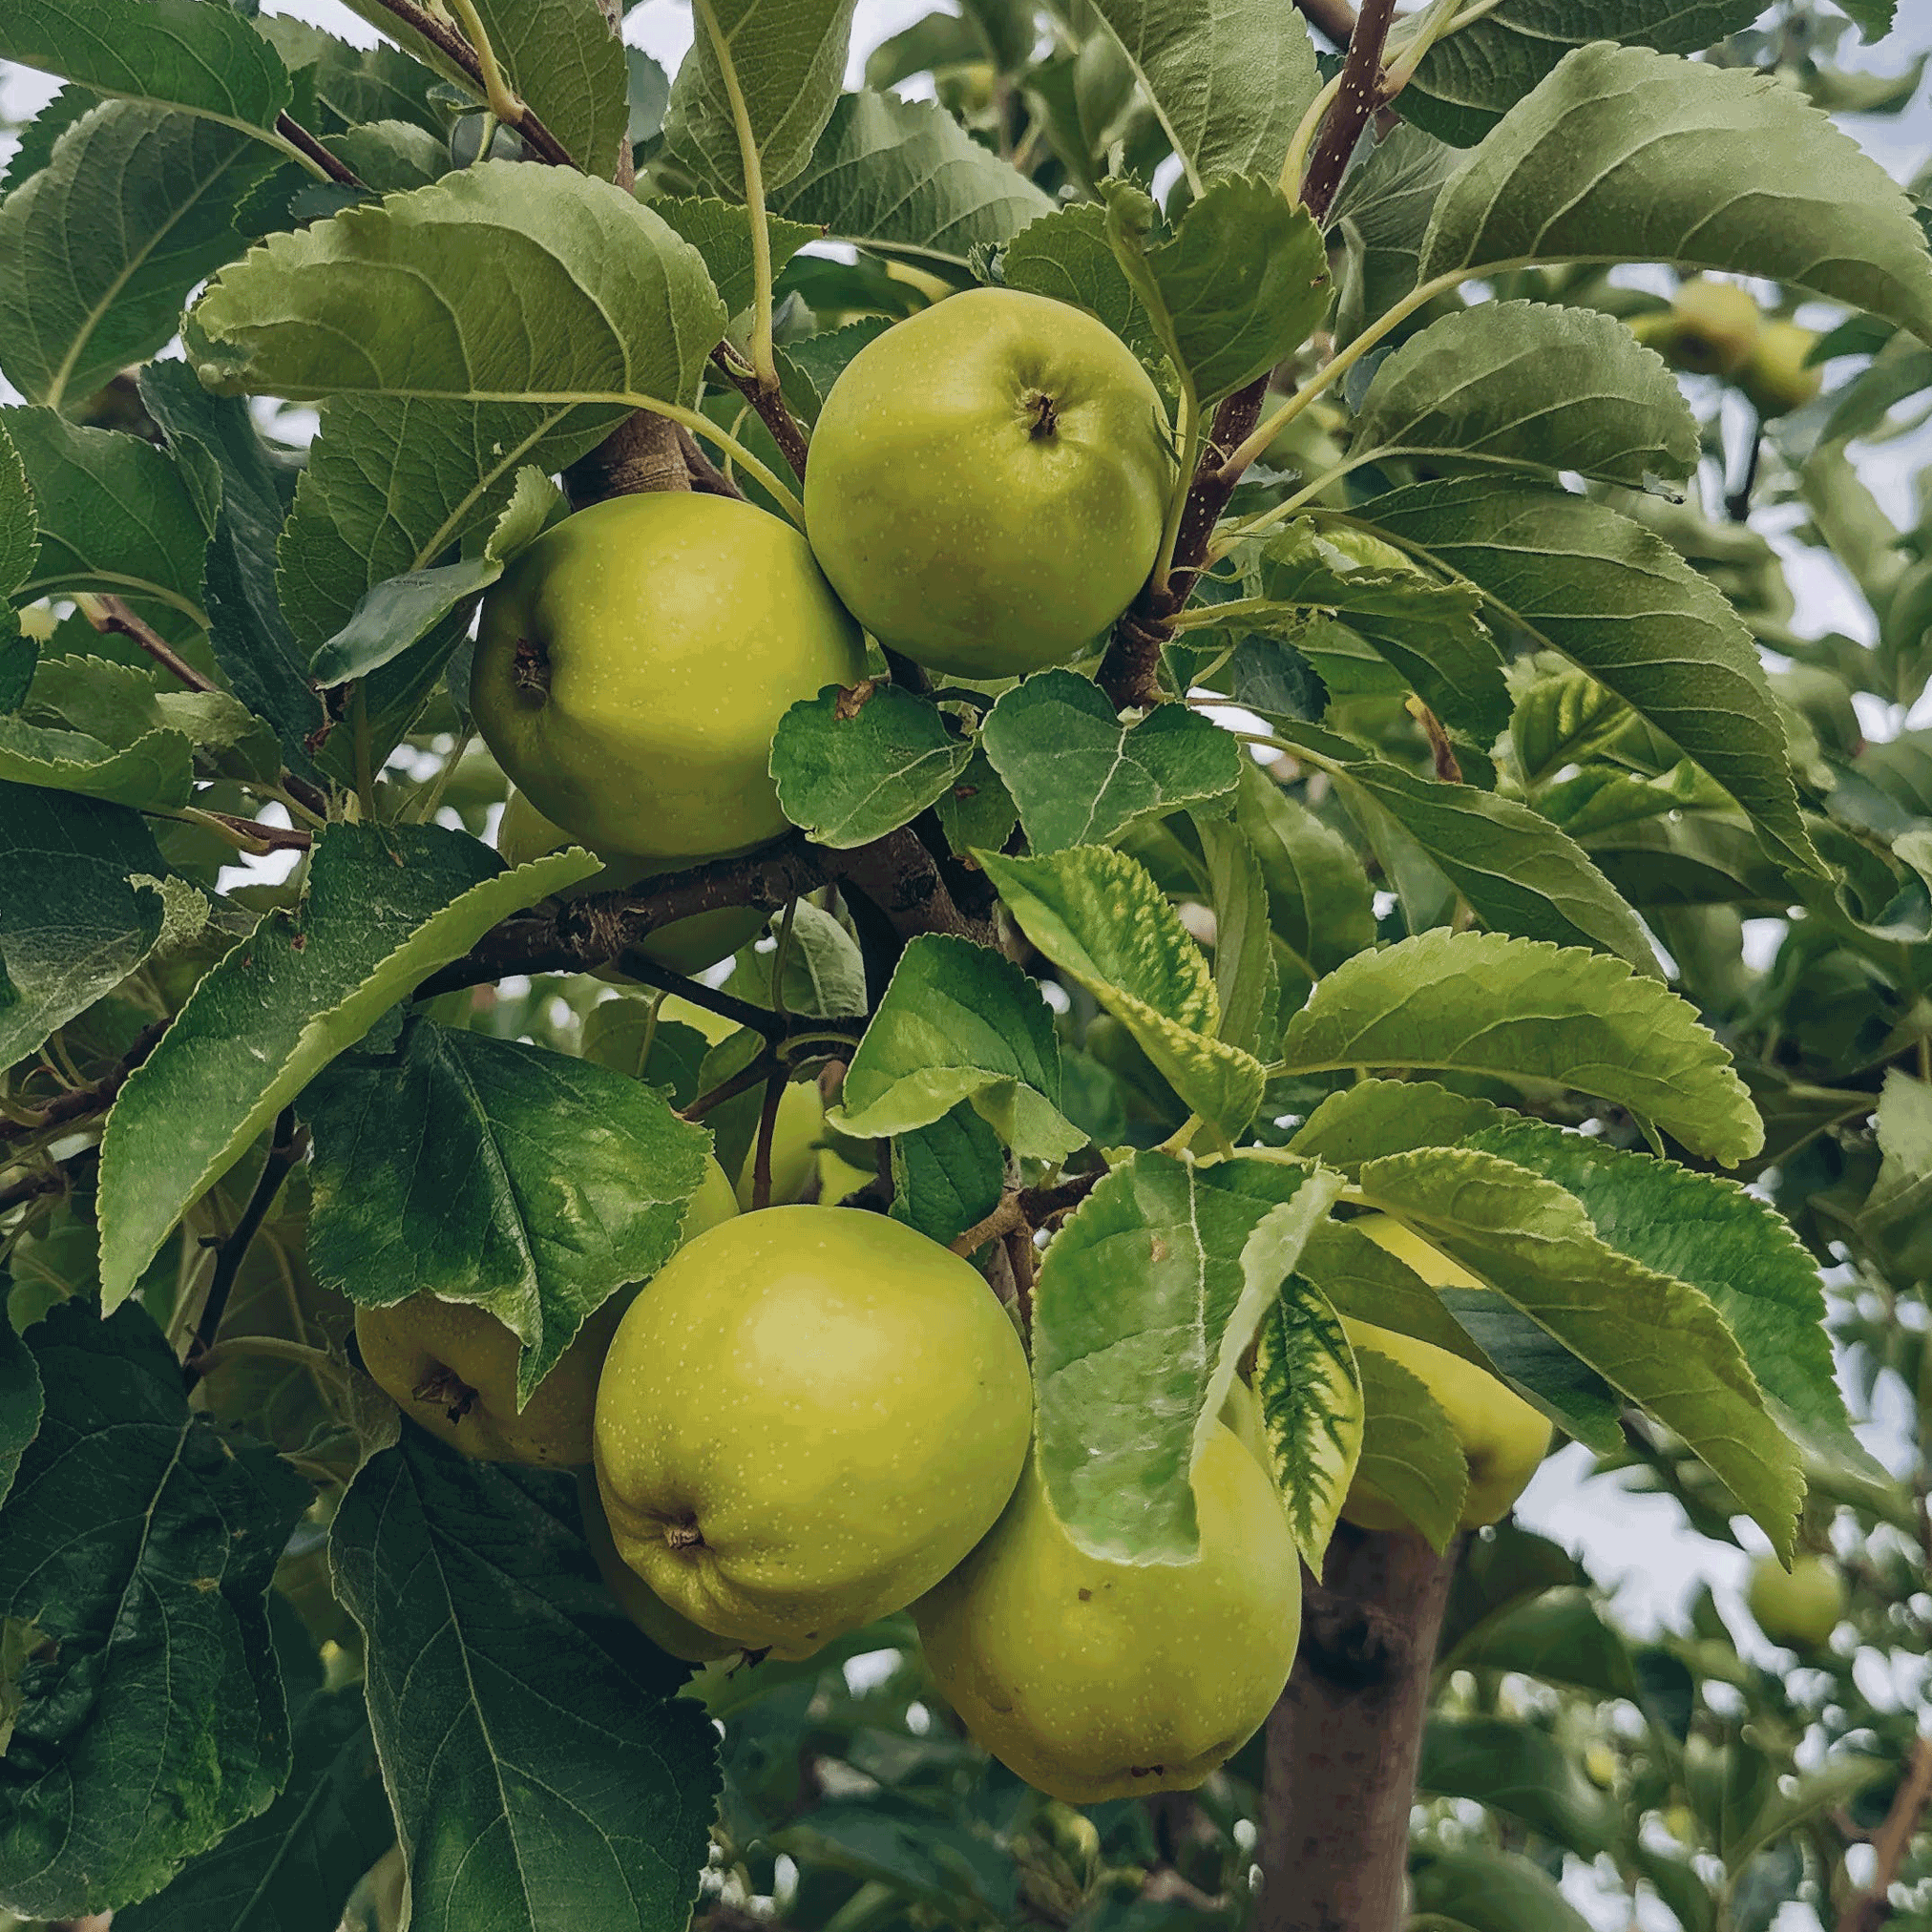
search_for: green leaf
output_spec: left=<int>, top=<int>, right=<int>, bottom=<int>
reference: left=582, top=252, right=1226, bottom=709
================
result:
left=111, top=1678, right=392, bottom=1932
left=1418, top=1716, right=1620, bottom=1858
left=1276, top=927, right=1761, bottom=1165
left=768, top=92, right=1052, bottom=268
left=190, top=162, right=726, bottom=416
left=95, top=829, right=598, bottom=1311
left=0, top=782, right=168, bottom=1070
left=1410, top=1848, right=1596, bottom=1932
left=1509, top=666, right=1628, bottom=786
left=330, top=1436, right=719, bottom=1932
left=1351, top=301, right=1699, bottom=490
left=1253, top=520, right=1505, bottom=743
left=1351, top=1345, right=1467, bottom=1553
left=1085, top=0, right=1320, bottom=192
left=27, top=652, right=276, bottom=784
left=1193, top=814, right=1277, bottom=1060
left=890, top=1102, right=1005, bottom=1247
left=727, top=901, right=868, bottom=1018
left=0, top=678, right=197, bottom=810
left=1356, top=1144, right=1803, bottom=1556
left=1362, top=479, right=1825, bottom=879
left=666, top=0, right=854, bottom=199
left=832, top=934, right=1084, bottom=1161
left=1401, top=0, right=1764, bottom=147
left=934, top=746, right=1018, bottom=857
left=771, top=681, right=974, bottom=850
left=0, top=0, right=293, bottom=132
left=1329, top=760, right=1658, bottom=970
left=649, top=196, right=819, bottom=317
left=999, top=201, right=1158, bottom=365
left=771, top=317, right=892, bottom=424
left=1234, top=762, right=1376, bottom=985
left=304, top=1017, right=709, bottom=1402
left=1418, top=44, right=1932, bottom=346
left=978, top=844, right=1268, bottom=1140
left=1252, top=1278, right=1362, bottom=1570
left=1102, top=176, right=1330, bottom=404
left=464, top=0, right=631, bottom=178
left=1330, top=123, right=1462, bottom=345
left=0, top=1301, right=308, bottom=1921
left=978, top=668, right=1242, bottom=853
left=7, top=407, right=210, bottom=627
left=1032, top=1150, right=1342, bottom=1562
left=0, top=101, right=273, bottom=412
left=0, top=1319, right=41, bottom=1511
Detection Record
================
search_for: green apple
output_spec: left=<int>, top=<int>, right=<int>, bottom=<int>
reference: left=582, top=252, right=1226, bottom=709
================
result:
left=496, top=789, right=765, bottom=977
left=1747, top=1552, right=1845, bottom=1650
left=804, top=287, right=1171, bottom=681
left=576, top=1470, right=739, bottom=1664
left=916, top=1425, right=1301, bottom=1804
left=1739, top=320, right=1823, bottom=417
left=1339, top=1216, right=1553, bottom=1534
left=593, top=1205, right=1031, bottom=1656
left=472, top=493, right=864, bottom=860
left=1648, top=279, right=1763, bottom=377
left=355, top=1154, right=739, bottom=1466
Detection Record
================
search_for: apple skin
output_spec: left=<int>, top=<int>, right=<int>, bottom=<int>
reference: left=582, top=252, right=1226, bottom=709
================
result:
left=1747, top=1553, right=1846, bottom=1650
left=804, top=287, right=1170, bottom=681
left=354, top=1154, right=739, bottom=1467
left=496, top=790, right=766, bottom=977
left=575, top=1470, right=740, bottom=1664
left=1338, top=1216, right=1552, bottom=1535
left=472, top=493, right=864, bottom=860
left=1739, top=321, right=1823, bottom=418
left=915, top=1426, right=1302, bottom=1804
left=593, top=1205, right=1032, bottom=1657
left=1655, top=279, right=1763, bottom=376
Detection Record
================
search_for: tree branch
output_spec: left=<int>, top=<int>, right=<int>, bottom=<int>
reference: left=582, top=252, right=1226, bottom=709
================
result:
left=183, top=1109, right=308, bottom=1384
left=0, top=1018, right=168, bottom=1149
left=1292, top=0, right=1358, bottom=49
left=363, top=0, right=574, bottom=165
left=710, top=346, right=812, bottom=483
left=1258, top=1525, right=1460, bottom=1932
left=1841, top=1736, right=1932, bottom=1932
left=275, top=113, right=365, bottom=188
left=1298, top=0, right=1399, bottom=223
left=83, top=594, right=217, bottom=694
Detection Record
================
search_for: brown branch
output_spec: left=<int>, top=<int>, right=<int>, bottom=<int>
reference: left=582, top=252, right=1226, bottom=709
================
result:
left=682, top=1053, right=779, bottom=1124
left=564, top=409, right=692, bottom=506
left=275, top=113, right=365, bottom=188
left=1259, top=1525, right=1460, bottom=1932
left=710, top=346, right=812, bottom=483
left=183, top=1109, right=308, bottom=1384
left=85, top=594, right=217, bottom=694
left=676, top=426, right=747, bottom=500
left=1299, top=0, right=1400, bottom=220
left=1841, top=1736, right=1932, bottom=1932
left=1411, top=701, right=1462, bottom=784
left=0, top=1165, right=65, bottom=1212
left=949, top=1173, right=1103, bottom=1255
left=749, top=1071, right=786, bottom=1211
left=0, top=1019, right=168, bottom=1149
left=1292, top=0, right=1358, bottom=49
left=363, top=0, right=574, bottom=166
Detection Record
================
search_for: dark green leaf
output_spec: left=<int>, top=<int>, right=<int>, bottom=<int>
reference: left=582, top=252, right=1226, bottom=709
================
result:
left=772, top=682, right=973, bottom=849
left=890, top=1103, right=1005, bottom=1247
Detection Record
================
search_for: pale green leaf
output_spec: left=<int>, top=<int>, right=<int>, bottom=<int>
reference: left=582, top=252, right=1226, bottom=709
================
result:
left=1352, top=1347, right=1468, bottom=1553
left=96, top=830, right=598, bottom=1310
left=1193, top=814, right=1277, bottom=1061
left=649, top=196, right=820, bottom=317
left=1418, top=44, right=1932, bottom=346
left=771, top=681, right=973, bottom=850
left=1233, top=762, right=1376, bottom=986
left=1252, top=1279, right=1363, bottom=1570
left=978, top=844, right=1267, bottom=1140
left=978, top=668, right=1241, bottom=853
left=1033, top=1150, right=1342, bottom=1562
left=1510, top=666, right=1628, bottom=785
left=465, top=0, right=631, bottom=178
left=1276, top=927, right=1761, bottom=1165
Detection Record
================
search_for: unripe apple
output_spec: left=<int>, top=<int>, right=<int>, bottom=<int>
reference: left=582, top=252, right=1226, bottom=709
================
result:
left=916, top=1426, right=1302, bottom=1803
left=1651, top=279, right=1763, bottom=377
left=496, top=789, right=766, bottom=977
left=472, top=494, right=864, bottom=860
left=575, top=1470, right=739, bottom=1664
left=1339, top=1216, right=1552, bottom=1534
left=594, top=1206, right=1032, bottom=1656
left=354, top=1154, right=739, bottom=1466
left=805, top=287, right=1171, bottom=681
left=1747, top=1552, right=1845, bottom=1650
left=1739, top=320, right=1823, bottom=417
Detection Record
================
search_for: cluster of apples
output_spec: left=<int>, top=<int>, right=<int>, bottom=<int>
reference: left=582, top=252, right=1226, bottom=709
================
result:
left=1631, top=278, right=1824, bottom=418
left=357, top=285, right=1559, bottom=1801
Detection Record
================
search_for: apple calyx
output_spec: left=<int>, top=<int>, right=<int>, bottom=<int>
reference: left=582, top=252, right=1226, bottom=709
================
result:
left=662, top=1518, right=706, bottom=1551
left=412, top=1362, right=479, bottom=1424
left=511, top=635, right=552, bottom=702
left=1023, top=388, right=1060, bottom=440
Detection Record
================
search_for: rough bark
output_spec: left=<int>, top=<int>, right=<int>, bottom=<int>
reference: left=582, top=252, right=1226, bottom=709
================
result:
left=1258, top=1526, right=1460, bottom=1932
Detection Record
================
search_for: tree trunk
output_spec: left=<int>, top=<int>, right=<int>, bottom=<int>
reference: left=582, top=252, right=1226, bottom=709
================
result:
left=1257, top=1525, right=1460, bottom=1932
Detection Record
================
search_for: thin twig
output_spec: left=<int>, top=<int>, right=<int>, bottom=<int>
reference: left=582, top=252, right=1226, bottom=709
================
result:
left=709, top=347, right=812, bottom=483
left=275, top=113, right=365, bottom=188
left=0, top=1165, right=66, bottom=1212
left=749, top=1071, right=786, bottom=1211
left=1841, top=1737, right=1932, bottom=1932
left=620, top=956, right=793, bottom=1040
left=949, top=1173, right=1103, bottom=1255
left=1299, top=0, right=1400, bottom=221
left=182, top=1110, right=308, bottom=1384
left=83, top=595, right=216, bottom=694
left=0, top=1020, right=168, bottom=1148
left=682, top=1054, right=778, bottom=1124
left=364, top=0, right=573, bottom=165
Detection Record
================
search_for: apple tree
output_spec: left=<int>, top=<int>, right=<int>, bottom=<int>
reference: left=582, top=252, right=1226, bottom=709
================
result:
left=0, top=0, right=1929, bottom=1928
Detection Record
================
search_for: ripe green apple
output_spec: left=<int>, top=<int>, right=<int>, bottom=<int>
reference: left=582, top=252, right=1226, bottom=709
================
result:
left=496, top=789, right=766, bottom=976
left=1339, top=1216, right=1552, bottom=1534
left=1747, top=1552, right=1846, bottom=1650
left=576, top=1470, right=739, bottom=1664
left=472, top=493, right=864, bottom=860
left=804, top=286, right=1171, bottom=681
left=355, top=1154, right=739, bottom=1466
left=915, top=1425, right=1301, bottom=1804
left=1648, top=279, right=1763, bottom=377
left=593, top=1205, right=1031, bottom=1656
left=1739, top=320, right=1823, bottom=417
